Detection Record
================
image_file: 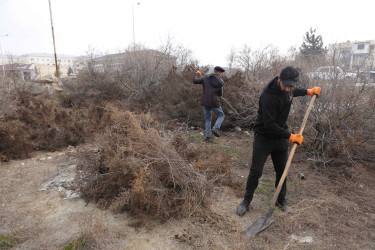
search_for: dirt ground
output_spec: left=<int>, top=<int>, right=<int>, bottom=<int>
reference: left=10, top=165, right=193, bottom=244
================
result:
left=1, top=129, right=375, bottom=249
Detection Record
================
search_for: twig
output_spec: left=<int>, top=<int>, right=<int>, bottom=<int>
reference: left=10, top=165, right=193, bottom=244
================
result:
left=283, top=238, right=294, bottom=250
left=220, top=97, right=245, bottom=119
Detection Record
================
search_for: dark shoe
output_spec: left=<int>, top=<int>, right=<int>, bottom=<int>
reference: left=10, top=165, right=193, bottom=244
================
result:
left=276, top=200, right=291, bottom=213
left=236, top=200, right=250, bottom=216
left=204, top=137, right=212, bottom=143
left=212, top=128, right=220, bottom=137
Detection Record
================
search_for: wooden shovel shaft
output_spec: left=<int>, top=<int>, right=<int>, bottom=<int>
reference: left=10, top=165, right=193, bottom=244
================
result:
left=269, top=95, right=317, bottom=210
left=221, top=97, right=242, bottom=116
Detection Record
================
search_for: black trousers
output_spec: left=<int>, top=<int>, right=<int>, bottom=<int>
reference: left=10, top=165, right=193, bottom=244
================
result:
left=244, top=134, right=288, bottom=203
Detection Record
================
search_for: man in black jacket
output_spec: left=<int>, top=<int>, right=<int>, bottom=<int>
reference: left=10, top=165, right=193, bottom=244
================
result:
left=193, top=66, right=225, bottom=141
left=237, top=66, right=321, bottom=216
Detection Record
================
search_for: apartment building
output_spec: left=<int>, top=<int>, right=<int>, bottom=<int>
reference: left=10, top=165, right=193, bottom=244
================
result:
left=19, top=53, right=81, bottom=69
left=22, top=53, right=78, bottom=80
left=329, top=40, right=375, bottom=71
left=351, top=41, right=375, bottom=70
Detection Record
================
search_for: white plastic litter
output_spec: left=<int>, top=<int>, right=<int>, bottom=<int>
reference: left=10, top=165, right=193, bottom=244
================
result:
left=291, top=235, right=313, bottom=243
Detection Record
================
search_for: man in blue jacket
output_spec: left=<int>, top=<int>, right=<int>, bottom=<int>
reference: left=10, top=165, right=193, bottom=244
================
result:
left=237, top=66, right=321, bottom=215
left=193, top=66, right=225, bottom=142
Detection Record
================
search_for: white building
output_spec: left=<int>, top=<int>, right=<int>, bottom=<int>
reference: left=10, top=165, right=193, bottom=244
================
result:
left=18, top=53, right=81, bottom=70
left=0, top=53, right=85, bottom=80
left=351, top=41, right=375, bottom=70
left=329, top=40, right=375, bottom=71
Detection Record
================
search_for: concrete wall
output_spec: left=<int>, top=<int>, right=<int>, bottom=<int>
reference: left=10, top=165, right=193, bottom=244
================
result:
left=34, top=65, right=69, bottom=80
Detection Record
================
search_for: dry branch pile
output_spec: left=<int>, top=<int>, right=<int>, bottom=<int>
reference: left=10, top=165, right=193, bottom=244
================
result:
left=0, top=92, right=85, bottom=161
left=76, top=109, right=232, bottom=220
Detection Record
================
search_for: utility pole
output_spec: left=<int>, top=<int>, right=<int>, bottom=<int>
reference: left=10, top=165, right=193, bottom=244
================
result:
left=48, top=0, right=59, bottom=78
left=132, top=2, right=140, bottom=49
left=132, top=3, right=135, bottom=49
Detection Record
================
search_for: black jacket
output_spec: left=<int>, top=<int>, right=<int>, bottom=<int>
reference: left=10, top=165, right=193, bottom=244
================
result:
left=253, top=77, right=307, bottom=139
left=193, top=73, right=225, bottom=108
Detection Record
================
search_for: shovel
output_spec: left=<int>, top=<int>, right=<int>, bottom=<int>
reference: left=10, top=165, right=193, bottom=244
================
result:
left=246, top=95, right=317, bottom=237
left=221, top=97, right=245, bottom=119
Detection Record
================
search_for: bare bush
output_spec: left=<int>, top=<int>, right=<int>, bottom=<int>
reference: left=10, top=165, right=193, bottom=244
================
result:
left=65, top=41, right=263, bottom=130
left=0, top=83, right=17, bottom=116
left=219, top=72, right=260, bottom=128
left=310, top=81, right=374, bottom=168
left=139, top=66, right=261, bottom=129
left=288, top=55, right=375, bottom=172
left=62, top=49, right=126, bottom=106
left=68, top=39, right=196, bottom=105
left=0, top=55, right=31, bottom=116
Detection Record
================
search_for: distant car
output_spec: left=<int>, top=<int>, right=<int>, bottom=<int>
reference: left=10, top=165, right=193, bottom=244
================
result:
left=306, top=66, right=357, bottom=80
left=370, top=71, right=375, bottom=83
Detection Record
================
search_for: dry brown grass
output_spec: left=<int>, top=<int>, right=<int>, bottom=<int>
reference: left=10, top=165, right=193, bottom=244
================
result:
left=76, top=210, right=124, bottom=249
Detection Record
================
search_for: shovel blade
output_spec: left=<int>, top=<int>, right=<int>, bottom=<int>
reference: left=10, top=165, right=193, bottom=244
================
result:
left=246, top=216, right=274, bottom=237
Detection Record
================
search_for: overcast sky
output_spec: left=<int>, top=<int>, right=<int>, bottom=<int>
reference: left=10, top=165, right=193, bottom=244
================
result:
left=0, top=0, right=373, bottom=66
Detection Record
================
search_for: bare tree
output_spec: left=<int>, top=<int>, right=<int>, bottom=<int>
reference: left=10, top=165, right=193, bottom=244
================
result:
left=229, top=44, right=286, bottom=84
left=226, top=47, right=237, bottom=71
